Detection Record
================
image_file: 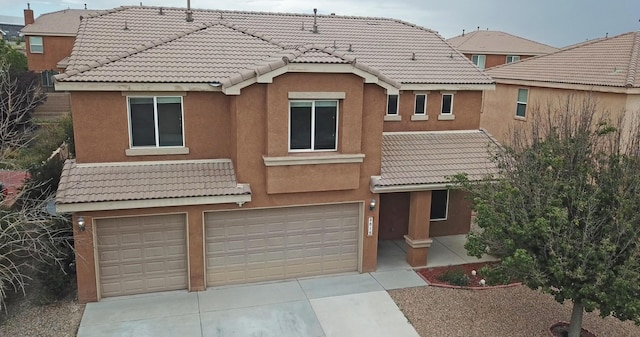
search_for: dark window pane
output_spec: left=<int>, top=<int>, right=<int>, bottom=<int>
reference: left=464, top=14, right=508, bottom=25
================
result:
left=157, top=98, right=183, bottom=146
left=516, top=103, right=527, bottom=118
left=415, top=95, right=426, bottom=114
left=441, top=95, right=452, bottom=114
left=130, top=98, right=155, bottom=146
left=430, top=190, right=449, bottom=220
left=387, top=95, right=398, bottom=115
left=290, top=102, right=312, bottom=150
left=314, top=101, right=337, bottom=150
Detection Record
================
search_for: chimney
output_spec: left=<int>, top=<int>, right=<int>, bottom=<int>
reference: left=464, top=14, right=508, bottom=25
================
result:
left=24, top=3, right=34, bottom=25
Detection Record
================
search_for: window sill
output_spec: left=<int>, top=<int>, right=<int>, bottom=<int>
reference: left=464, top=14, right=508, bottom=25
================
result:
left=125, top=147, right=190, bottom=156
left=411, top=114, right=428, bottom=121
left=437, top=114, right=455, bottom=121
left=514, top=116, right=526, bottom=121
left=263, top=153, right=365, bottom=166
left=384, top=115, right=402, bottom=121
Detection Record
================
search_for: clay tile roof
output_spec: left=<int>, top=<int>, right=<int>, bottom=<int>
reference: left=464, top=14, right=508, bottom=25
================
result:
left=447, top=30, right=558, bottom=56
left=56, top=159, right=250, bottom=205
left=374, top=130, right=500, bottom=188
left=20, top=9, right=97, bottom=36
left=57, top=6, right=492, bottom=85
left=486, top=31, right=640, bottom=88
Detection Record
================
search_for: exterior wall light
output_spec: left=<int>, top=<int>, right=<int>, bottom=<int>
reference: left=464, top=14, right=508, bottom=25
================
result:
left=77, top=216, right=86, bottom=232
left=369, top=198, right=376, bottom=211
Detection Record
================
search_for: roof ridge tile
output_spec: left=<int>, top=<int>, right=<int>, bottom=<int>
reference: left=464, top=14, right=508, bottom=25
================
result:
left=625, top=31, right=640, bottom=87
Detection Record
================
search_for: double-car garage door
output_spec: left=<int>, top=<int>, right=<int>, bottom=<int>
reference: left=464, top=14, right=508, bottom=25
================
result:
left=95, top=203, right=360, bottom=297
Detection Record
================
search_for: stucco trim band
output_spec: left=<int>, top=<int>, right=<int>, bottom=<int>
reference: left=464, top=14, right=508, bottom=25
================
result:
left=125, top=147, right=190, bottom=156
left=56, top=193, right=253, bottom=213
left=404, top=235, right=433, bottom=248
left=288, top=92, right=346, bottom=99
left=370, top=177, right=450, bottom=193
left=263, top=153, right=365, bottom=166
left=411, top=115, right=429, bottom=121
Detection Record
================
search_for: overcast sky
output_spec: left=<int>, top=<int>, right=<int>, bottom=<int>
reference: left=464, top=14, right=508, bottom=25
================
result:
left=3, top=0, right=639, bottom=47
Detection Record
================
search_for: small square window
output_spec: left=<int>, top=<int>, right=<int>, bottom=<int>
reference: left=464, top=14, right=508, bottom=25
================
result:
left=430, top=190, right=449, bottom=221
left=506, top=55, right=520, bottom=63
left=387, top=94, right=398, bottom=115
left=471, top=54, right=485, bottom=69
left=441, top=94, right=453, bottom=115
left=289, top=100, right=338, bottom=151
left=29, top=36, right=43, bottom=53
left=515, top=89, right=528, bottom=118
left=414, top=94, right=426, bottom=115
left=128, top=96, right=184, bottom=148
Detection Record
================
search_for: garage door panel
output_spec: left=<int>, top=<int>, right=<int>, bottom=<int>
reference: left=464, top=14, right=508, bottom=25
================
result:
left=205, top=203, right=359, bottom=287
left=97, top=214, right=187, bottom=298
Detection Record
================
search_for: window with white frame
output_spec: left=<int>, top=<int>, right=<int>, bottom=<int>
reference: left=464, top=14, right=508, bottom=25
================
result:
left=471, top=54, right=486, bottom=69
left=515, top=89, right=528, bottom=118
left=29, top=36, right=43, bottom=53
left=128, top=96, right=184, bottom=148
left=441, top=94, right=454, bottom=115
left=506, top=55, right=520, bottom=63
left=386, top=94, right=399, bottom=115
left=430, top=189, right=449, bottom=221
left=414, top=94, right=426, bottom=115
left=289, top=100, right=338, bottom=151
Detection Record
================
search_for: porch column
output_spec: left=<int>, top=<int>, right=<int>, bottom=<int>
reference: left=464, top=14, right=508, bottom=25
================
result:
left=405, top=190, right=433, bottom=267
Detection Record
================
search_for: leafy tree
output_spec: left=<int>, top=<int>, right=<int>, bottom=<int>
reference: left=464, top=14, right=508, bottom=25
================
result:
left=453, top=96, right=640, bottom=337
left=0, top=40, right=27, bottom=76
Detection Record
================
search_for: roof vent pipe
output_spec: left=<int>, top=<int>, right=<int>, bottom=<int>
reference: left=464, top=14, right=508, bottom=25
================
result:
left=462, top=29, right=465, bottom=36
left=312, top=8, right=318, bottom=33
left=186, top=0, right=194, bottom=22
left=411, top=52, right=416, bottom=61
left=348, top=44, right=352, bottom=52
left=84, top=3, right=87, bottom=9
left=606, top=32, right=608, bottom=38
left=159, top=7, right=164, bottom=15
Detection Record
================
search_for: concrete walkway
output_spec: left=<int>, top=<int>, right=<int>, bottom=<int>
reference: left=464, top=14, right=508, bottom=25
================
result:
left=77, top=271, right=426, bottom=337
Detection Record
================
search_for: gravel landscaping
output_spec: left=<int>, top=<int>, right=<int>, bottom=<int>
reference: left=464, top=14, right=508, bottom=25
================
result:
left=0, top=286, right=84, bottom=337
left=390, top=285, right=640, bottom=337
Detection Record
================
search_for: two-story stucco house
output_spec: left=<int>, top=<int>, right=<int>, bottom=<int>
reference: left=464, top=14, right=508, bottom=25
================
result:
left=481, top=30, right=640, bottom=144
left=54, top=6, right=499, bottom=303
left=447, top=30, right=558, bottom=70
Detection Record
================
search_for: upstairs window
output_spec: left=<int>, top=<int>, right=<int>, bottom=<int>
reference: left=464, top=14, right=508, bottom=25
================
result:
left=430, top=190, right=449, bottom=221
left=516, top=89, right=528, bottom=118
left=471, top=54, right=485, bottom=69
left=128, top=96, right=184, bottom=148
left=386, top=94, right=398, bottom=115
left=289, top=100, right=338, bottom=151
left=29, top=36, right=43, bottom=53
left=441, top=94, right=454, bottom=115
left=506, top=55, right=520, bottom=63
left=414, top=94, right=426, bottom=115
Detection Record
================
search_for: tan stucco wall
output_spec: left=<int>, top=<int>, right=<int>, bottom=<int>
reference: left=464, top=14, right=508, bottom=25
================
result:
left=26, top=35, right=74, bottom=72
left=481, top=83, right=630, bottom=144
left=383, top=90, right=483, bottom=132
left=429, top=190, right=471, bottom=237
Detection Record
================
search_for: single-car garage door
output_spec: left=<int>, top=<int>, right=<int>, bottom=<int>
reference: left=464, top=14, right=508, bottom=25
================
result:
left=96, top=214, right=188, bottom=298
left=205, top=203, right=360, bottom=286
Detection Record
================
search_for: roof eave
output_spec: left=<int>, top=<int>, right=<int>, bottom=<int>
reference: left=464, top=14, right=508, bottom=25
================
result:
left=55, top=193, right=252, bottom=212
left=370, top=176, right=452, bottom=193
left=491, top=77, right=640, bottom=94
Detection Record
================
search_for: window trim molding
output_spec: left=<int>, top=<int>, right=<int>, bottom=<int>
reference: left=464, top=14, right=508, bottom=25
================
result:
left=125, top=147, right=190, bottom=156
left=288, top=92, right=345, bottom=99
left=440, top=93, right=454, bottom=116
left=386, top=94, right=399, bottom=116
left=29, top=36, right=43, bottom=54
left=411, top=115, right=429, bottom=121
left=430, top=189, right=450, bottom=221
left=414, top=93, right=426, bottom=115
left=288, top=99, right=339, bottom=152
left=263, top=153, right=365, bottom=166
left=506, top=55, right=521, bottom=63
left=127, top=95, right=186, bottom=149
left=471, top=54, right=486, bottom=69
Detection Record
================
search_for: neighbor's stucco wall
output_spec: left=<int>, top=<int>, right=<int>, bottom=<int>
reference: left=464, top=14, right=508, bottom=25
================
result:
left=462, top=53, right=535, bottom=69
left=25, top=35, right=75, bottom=72
left=481, top=83, right=629, bottom=144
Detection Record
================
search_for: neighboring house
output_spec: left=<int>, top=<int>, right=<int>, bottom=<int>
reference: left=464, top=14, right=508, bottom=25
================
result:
left=53, top=6, right=498, bottom=303
left=20, top=5, right=96, bottom=120
left=447, top=30, right=558, bottom=70
left=481, top=31, right=640, bottom=144
left=0, top=15, right=24, bottom=40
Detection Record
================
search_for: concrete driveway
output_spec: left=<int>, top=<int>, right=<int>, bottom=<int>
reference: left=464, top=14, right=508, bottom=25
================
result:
left=77, top=271, right=426, bottom=337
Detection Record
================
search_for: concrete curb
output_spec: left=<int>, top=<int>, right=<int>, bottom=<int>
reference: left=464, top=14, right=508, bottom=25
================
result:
left=415, top=270, right=522, bottom=290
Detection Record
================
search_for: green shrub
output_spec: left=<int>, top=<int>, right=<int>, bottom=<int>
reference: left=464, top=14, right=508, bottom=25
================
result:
left=437, top=267, right=470, bottom=286
left=479, top=265, right=512, bottom=285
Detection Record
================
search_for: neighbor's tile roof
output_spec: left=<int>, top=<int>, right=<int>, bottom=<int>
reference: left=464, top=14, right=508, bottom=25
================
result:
left=374, top=130, right=500, bottom=187
left=55, top=6, right=492, bottom=85
left=447, top=30, right=558, bottom=56
left=486, top=31, right=640, bottom=88
left=56, top=159, right=250, bottom=204
left=20, top=9, right=97, bottom=36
